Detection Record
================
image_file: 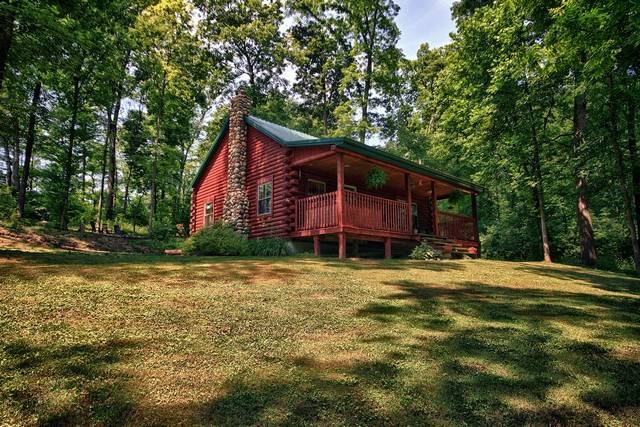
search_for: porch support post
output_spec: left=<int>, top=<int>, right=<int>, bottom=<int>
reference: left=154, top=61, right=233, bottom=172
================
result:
left=338, top=232, right=347, bottom=259
left=384, top=237, right=392, bottom=259
left=405, top=173, right=413, bottom=234
left=336, top=153, right=346, bottom=259
left=431, top=180, right=439, bottom=236
left=471, top=193, right=480, bottom=256
left=313, top=235, right=321, bottom=256
left=336, top=152, right=344, bottom=228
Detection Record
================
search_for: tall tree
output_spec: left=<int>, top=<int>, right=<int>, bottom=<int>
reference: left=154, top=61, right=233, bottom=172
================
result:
left=334, top=0, right=402, bottom=142
left=18, top=81, right=41, bottom=217
left=134, top=0, right=210, bottom=231
left=197, top=0, right=283, bottom=98
left=288, top=1, right=351, bottom=134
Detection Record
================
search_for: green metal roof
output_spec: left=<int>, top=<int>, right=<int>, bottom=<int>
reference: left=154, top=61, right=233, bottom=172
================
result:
left=245, top=115, right=317, bottom=142
left=192, top=115, right=483, bottom=193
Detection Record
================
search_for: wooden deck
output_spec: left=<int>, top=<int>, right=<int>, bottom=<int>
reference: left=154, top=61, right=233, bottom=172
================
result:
left=293, top=190, right=479, bottom=256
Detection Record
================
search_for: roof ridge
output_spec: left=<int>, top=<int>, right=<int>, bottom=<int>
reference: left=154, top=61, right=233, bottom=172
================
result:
left=245, top=115, right=318, bottom=142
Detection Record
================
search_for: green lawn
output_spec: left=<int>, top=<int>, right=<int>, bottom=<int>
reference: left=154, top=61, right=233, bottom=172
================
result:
left=1, top=250, right=639, bottom=426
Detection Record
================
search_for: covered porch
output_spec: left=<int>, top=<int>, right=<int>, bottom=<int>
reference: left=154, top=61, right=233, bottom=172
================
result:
left=289, top=148, right=480, bottom=259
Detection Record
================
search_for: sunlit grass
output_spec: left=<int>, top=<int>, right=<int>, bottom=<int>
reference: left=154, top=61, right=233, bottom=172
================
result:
left=1, top=250, right=639, bottom=425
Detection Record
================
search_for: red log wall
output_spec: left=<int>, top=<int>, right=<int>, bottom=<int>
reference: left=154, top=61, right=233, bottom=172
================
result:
left=191, top=126, right=290, bottom=238
left=191, top=133, right=229, bottom=234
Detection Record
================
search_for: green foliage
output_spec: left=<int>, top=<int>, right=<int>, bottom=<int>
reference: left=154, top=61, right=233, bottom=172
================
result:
left=186, top=222, right=249, bottom=256
left=185, top=223, right=290, bottom=256
left=150, top=222, right=177, bottom=240
left=0, top=186, right=16, bottom=219
left=409, top=241, right=442, bottom=260
left=248, top=237, right=290, bottom=257
left=365, top=167, right=387, bottom=190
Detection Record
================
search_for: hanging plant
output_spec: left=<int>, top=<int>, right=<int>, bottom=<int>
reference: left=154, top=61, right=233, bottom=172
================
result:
left=366, top=166, right=388, bottom=190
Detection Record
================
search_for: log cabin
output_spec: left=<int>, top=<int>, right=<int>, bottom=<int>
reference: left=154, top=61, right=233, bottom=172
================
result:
left=190, top=90, right=483, bottom=259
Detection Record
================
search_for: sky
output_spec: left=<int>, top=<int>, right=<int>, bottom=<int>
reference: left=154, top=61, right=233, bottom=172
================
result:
left=395, top=0, right=457, bottom=58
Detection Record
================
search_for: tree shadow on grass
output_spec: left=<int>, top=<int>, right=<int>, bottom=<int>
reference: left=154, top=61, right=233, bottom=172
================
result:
left=354, top=279, right=640, bottom=425
left=320, top=258, right=466, bottom=272
left=0, top=338, right=142, bottom=425
left=0, top=249, right=301, bottom=285
left=516, top=264, right=640, bottom=295
left=179, top=277, right=640, bottom=426
left=199, top=358, right=430, bottom=426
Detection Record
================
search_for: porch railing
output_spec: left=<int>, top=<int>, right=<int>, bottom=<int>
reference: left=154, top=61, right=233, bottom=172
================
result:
left=295, top=190, right=411, bottom=234
left=296, top=191, right=337, bottom=231
left=344, top=191, right=410, bottom=233
left=438, top=211, right=476, bottom=241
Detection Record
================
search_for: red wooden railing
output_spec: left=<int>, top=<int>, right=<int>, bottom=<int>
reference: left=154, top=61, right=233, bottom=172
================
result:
left=295, top=190, right=411, bottom=234
left=437, top=211, right=476, bottom=241
left=344, top=191, right=410, bottom=233
left=296, top=191, right=338, bottom=231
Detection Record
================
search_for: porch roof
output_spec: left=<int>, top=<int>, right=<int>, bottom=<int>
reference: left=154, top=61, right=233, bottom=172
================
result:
left=283, top=137, right=484, bottom=193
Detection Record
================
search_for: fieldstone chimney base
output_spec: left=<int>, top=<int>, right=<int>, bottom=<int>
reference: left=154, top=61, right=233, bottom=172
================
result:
left=223, top=89, right=252, bottom=235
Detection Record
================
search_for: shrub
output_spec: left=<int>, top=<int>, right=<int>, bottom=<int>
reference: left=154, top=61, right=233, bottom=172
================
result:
left=249, top=237, right=290, bottom=256
left=150, top=223, right=176, bottom=240
left=187, top=222, right=249, bottom=256
left=409, top=241, right=442, bottom=260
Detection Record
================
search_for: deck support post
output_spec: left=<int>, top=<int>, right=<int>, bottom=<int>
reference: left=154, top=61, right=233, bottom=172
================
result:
left=338, top=232, right=346, bottom=259
left=406, top=173, right=413, bottom=234
left=336, top=152, right=346, bottom=260
left=471, top=193, right=480, bottom=257
left=384, top=237, right=392, bottom=259
left=431, top=180, right=439, bottom=236
left=313, top=235, right=321, bottom=256
left=336, top=153, right=344, bottom=227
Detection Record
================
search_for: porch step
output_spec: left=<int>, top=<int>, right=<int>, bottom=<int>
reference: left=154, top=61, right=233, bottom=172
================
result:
left=420, top=235, right=479, bottom=257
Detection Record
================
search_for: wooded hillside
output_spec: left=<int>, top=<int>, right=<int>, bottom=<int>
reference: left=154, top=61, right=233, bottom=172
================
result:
left=1, top=0, right=639, bottom=272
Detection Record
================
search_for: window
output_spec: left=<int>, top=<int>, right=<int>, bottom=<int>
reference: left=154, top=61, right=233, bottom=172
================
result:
left=308, top=179, right=326, bottom=196
left=344, top=184, right=357, bottom=192
left=204, top=202, right=214, bottom=227
left=257, top=181, right=272, bottom=215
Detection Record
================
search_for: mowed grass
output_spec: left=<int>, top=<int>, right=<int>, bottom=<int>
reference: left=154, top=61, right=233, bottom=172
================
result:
left=1, top=250, right=639, bottom=426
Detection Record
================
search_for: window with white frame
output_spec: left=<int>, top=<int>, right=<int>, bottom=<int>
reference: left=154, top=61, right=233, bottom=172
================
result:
left=204, top=202, right=214, bottom=226
left=308, top=179, right=326, bottom=196
left=344, top=184, right=357, bottom=192
left=257, top=181, right=272, bottom=215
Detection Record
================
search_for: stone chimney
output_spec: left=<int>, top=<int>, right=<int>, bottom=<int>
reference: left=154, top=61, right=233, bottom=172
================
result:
left=223, top=89, right=252, bottom=235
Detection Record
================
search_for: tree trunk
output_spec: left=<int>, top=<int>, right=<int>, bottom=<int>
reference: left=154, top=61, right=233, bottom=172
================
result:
left=627, top=99, right=640, bottom=240
left=59, top=75, right=81, bottom=230
left=97, top=107, right=112, bottom=231
left=11, top=117, right=20, bottom=194
left=0, top=5, right=14, bottom=91
left=149, top=72, right=167, bottom=232
left=123, top=169, right=131, bottom=215
left=524, top=82, right=552, bottom=263
left=573, top=90, right=597, bottom=266
left=3, top=138, right=11, bottom=186
left=533, top=136, right=552, bottom=262
left=359, top=51, right=372, bottom=143
left=105, top=94, right=122, bottom=220
left=608, top=75, right=640, bottom=273
left=18, top=81, right=41, bottom=217
left=81, top=147, right=86, bottom=199
left=105, top=53, right=129, bottom=221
